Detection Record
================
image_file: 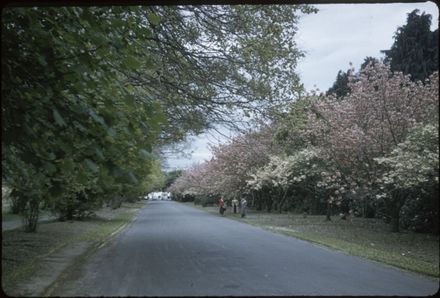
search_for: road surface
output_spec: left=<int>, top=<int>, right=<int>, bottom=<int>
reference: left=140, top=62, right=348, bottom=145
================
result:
left=51, top=201, right=438, bottom=296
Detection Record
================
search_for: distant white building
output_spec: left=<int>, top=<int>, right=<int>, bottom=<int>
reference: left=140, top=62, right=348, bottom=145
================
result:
left=146, top=191, right=171, bottom=200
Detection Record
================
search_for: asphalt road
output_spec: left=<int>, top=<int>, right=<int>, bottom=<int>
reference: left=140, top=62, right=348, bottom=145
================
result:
left=52, top=201, right=438, bottom=296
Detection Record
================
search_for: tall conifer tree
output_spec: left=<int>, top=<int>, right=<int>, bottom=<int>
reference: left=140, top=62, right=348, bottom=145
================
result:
left=382, top=9, right=438, bottom=82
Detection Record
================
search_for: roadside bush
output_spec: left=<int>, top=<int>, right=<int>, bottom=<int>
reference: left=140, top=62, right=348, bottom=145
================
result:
left=125, top=194, right=141, bottom=203
left=109, top=195, right=124, bottom=210
left=171, top=192, right=195, bottom=202
left=193, top=194, right=205, bottom=206
left=350, top=195, right=377, bottom=218
left=54, top=191, right=102, bottom=220
left=171, top=193, right=183, bottom=202
left=194, top=196, right=202, bottom=205
left=203, top=195, right=218, bottom=207
left=374, top=197, right=392, bottom=224
left=400, top=195, right=435, bottom=233
left=182, top=193, right=195, bottom=202
left=8, top=188, right=26, bottom=215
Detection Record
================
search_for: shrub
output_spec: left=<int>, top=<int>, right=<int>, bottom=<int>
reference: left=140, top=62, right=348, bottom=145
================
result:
left=400, top=195, right=435, bottom=233
left=54, top=191, right=102, bottom=220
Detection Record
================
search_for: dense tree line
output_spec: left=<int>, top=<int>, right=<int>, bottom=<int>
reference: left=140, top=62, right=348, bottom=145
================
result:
left=169, top=10, right=439, bottom=235
left=2, top=5, right=316, bottom=231
left=169, top=62, right=438, bottom=234
left=382, top=9, right=438, bottom=82
left=170, top=10, right=439, bottom=234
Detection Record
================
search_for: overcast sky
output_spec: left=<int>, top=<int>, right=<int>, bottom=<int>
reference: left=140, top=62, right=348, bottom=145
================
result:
left=165, top=1, right=439, bottom=171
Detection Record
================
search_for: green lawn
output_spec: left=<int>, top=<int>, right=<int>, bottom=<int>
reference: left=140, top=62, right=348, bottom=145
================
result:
left=1, top=212, right=21, bottom=222
left=183, top=202, right=439, bottom=278
left=2, top=200, right=146, bottom=295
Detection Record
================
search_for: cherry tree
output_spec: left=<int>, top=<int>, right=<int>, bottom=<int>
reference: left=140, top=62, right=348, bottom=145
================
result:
left=168, top=124, right=277, bottom=205
left=247, top=146, right=325, bottom=213
left=169, top=62, right=438, bottom=232
left=303, top=62, right=438, bottom=231
left=207, top=125, right=277, bottom=200
left=168, top=162, right=213, bottom=196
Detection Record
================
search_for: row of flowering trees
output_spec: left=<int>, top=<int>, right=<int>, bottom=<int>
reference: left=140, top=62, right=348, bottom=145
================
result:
left=169, top=127, right=276, bottom=204
left=169, top=63, right=439, bottom=233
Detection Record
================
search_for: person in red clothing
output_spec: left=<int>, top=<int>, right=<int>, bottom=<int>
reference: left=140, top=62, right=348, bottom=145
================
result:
left=218, top=197, right=226, bottom=216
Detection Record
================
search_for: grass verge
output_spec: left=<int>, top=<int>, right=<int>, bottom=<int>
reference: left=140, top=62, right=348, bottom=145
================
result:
left=1, top=200, right=145, bottom=295
left=181, top=202, right=439, bottom=278
left=1, top=212, right=21, bottom=222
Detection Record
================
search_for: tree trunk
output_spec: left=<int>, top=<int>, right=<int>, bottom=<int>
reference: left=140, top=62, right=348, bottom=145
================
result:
left=111, top=195, right=123, bottom=209
left=390, top=213, right=400, bottom=232
left=431, top=186, right=439, bottom=234
left=390, top=193, right=403, bottom=233
left=276, top=190, right=282, bottom=213
left=326, top=202, right=332, bottom=221
left=256, top=200, right=262, bottom=211
left=362, top=196, right=367, bottom=218
left=66, top=208, right=74, bottom=221
left=266, top=193, right=272, bottom=213
left=432, top=210, right=439, bottom=235
left=278, top=189, right=288, bottom=214
left=22, top=197, right=40, bottom=233
left=10, top=189, right=25, bottom=214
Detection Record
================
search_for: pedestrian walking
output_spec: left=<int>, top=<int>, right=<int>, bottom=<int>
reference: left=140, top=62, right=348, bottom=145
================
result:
left=240, top=197, right=247, bottom=218
left=232, top=198, right=238, bottom=214
left=219, top=197, right=226, bottom=216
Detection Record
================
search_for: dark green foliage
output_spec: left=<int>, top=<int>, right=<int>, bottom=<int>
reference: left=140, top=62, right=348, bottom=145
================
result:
left=360, top=56, right=379, bottom=70
left=326, top=57, right=380, bottom=98
left=326, top=70, right=350, bottom=98
left=53, top=190, right=102, bottom=221
left=2, top=7, right=163, bottom=230
left=193, top=196, right=202, bottom=206
left=397, top=179, right=439, bottom=234
left=2, top=4, right=316, bottom=231
left=164, top=170, right=182, bottom=190
left=183, top=193, right=196, bottom=203
left=110, top=195, right=124, bottom=210
left=9, top=189, right=26, bottom=215
left=274, top=97, right=314, bottom=153
left=350, top=195, right=377, bottom=218
left=194, top=194, right=218, bottom=207
left=171, top=193, right=195, bottom=203
left=400, top=196, right=434, bottom=233
left=382, top=9, right=438, bottom=82
left=171, top=193, right=183, bottom=202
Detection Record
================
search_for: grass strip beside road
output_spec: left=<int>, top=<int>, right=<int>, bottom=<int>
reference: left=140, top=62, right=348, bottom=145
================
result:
left=1, top=212, right=21, bottom=222
left=181, top=202, right=439, bottom=278
left=2, top=200, right=145, bottom=296
left=268, top=227, right=439, bottom=278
